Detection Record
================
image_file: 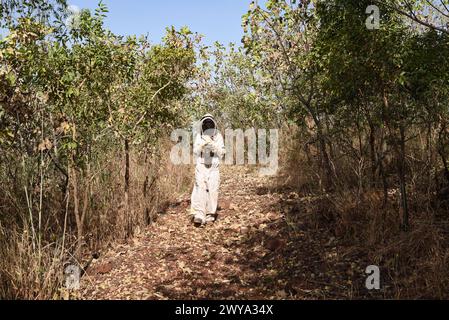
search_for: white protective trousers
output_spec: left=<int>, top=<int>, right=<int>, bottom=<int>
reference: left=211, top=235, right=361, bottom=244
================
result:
left=191, top=164, right=220, bottom=220
left=191, top=130, right=225, bottom=223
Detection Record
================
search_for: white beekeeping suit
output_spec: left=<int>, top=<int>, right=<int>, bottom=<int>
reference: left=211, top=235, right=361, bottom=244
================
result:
left=191, top=114, right=225, bottom=225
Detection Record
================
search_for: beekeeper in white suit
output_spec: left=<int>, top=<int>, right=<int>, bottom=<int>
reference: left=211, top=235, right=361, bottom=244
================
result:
left=191, top=114, right=225, bottom=225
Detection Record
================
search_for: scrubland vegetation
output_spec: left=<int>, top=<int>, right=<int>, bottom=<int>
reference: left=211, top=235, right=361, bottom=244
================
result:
left=1, top=0, right=449, bottom=299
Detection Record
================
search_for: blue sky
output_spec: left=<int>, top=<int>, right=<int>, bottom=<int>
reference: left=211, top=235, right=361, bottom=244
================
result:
left=70, top=0, right=252, bottom=46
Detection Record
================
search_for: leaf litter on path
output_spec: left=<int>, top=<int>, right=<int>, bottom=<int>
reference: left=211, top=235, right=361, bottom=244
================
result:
left=81, top=166, right=367, bottom=300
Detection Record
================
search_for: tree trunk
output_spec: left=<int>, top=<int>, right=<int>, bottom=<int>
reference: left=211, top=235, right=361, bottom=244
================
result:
left=71, top=164, right=90, bottom=258
left=70, top=124, right=87, bottom=258
left=71, top=166, right=81, bottom=258
left=438, top=124, right=449, bottom=186
left=143, top=147, right=150, bottom=225
left=398, top=125, right=409, bottom=231
left=426, top=123, right=433, bottom=199
left=318, top=130, right=333, bottom=191
left=368, top=121, right=378, bottom=187
left=124, top=139, right=131, bottom=237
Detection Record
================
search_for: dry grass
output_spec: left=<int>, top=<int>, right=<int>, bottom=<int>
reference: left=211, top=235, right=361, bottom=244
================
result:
left=0, top=225, right=66, bottom=299
left=279, top=127, right=449, bottom=299
left=0, top=140, right=192, bottom=299
left=2, top=124, right=448, bottom=299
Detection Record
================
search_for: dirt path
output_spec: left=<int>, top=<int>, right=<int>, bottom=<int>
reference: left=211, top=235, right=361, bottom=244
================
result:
left=81, top=166, right=368, bottom=300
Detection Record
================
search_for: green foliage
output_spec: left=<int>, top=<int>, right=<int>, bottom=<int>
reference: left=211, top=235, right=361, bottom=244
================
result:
left=241, top=0, right=449, bottom=229
left=1, top=1, right=198, bottom=162
left=0, top=1, right=199, bottom=277
left=191, top=42, right=280, bottom=128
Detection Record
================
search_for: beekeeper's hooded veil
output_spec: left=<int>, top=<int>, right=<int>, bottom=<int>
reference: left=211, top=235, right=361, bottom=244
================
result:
left=193, top=113, right=218, bottom=139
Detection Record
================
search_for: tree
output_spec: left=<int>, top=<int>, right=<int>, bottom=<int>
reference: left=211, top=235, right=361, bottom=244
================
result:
left=243, top=0, right=337, bottom=189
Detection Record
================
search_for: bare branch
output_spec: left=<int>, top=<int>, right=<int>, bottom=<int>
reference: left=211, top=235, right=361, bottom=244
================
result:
left=374, top=0, right=449, bottom=34
left=425, top=0, right=449, bottom=18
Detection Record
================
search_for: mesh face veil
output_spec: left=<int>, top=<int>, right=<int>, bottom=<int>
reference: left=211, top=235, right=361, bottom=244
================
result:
left=200, top=114, right=217, bottom=137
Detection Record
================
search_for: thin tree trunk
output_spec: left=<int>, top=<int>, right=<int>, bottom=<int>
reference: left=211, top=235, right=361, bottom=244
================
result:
left=383, top=92, right=409, bottom=230
left=143, top=147, right=150, bottom=225
left=377, top=126, right=388, bottom=207
left=70, top=124, right=85, bottom=258
left=426, top=123, right=433, bottom=199
left=316, top=124, right=333, bottom=191
left=356, top=119, right=364, bottom=195
left=398, top=125, right=409, bottom=231
left=438, top=124, right=449, bottom=186
left=124, top=139, right=131, bottom=237
left=71, top=166, right=82, bottom=258
left=368, top=121, right=378, bottom=187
